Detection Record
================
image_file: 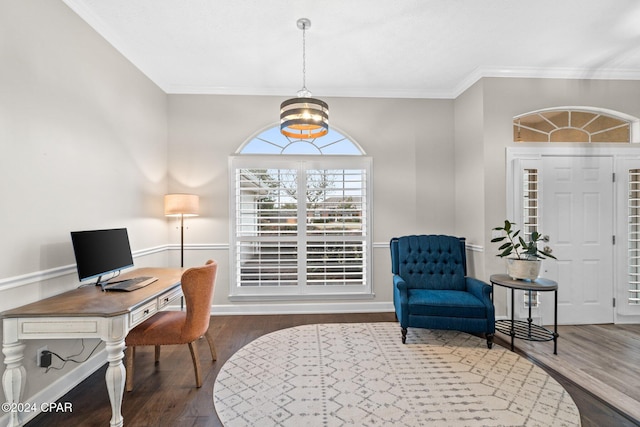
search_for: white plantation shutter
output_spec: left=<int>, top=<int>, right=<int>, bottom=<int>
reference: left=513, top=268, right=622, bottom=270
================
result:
left=522, top=168, right=540, bottom=309
left=614, top=160, right=640, bottom=316
left=231, top=156, right=372, bottom=297
left=522, top=168, right=539, bottom=241
left=628, top=169, right=640, bottom=305
left=305, top=169, right=367, bottom=286
left=236, top=168, right=298, bottom=287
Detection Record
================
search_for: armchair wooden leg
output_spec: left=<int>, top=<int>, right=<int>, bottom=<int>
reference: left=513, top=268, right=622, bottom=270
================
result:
left=401, top=328, right=407, bottom=344
left=188, top=341, right=203, bottom=388
left=125, top=346, right=135, bottom=392
left=486, top=333, right=494, bottom=349
left=154, top=345, right=161, bottom=364
left=204, top=331, right=217, bottom=361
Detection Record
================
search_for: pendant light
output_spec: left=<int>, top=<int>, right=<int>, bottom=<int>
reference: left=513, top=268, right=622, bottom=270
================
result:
left=280, top=18, right=329, bottom=139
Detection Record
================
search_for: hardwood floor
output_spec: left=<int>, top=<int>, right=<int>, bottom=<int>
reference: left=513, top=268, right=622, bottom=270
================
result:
left=26, top=314, right=639, bottom=427
left=497, top=323, right=640, bottom=425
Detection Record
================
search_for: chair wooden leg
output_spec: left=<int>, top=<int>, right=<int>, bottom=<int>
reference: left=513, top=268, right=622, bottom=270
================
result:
left=154, top=345, right=161, bottom=364
left=205, top=331, right=217, bottom=361
left=188, top=341, right=203, bottom=388
left=125, top=346, right=135, bottom=392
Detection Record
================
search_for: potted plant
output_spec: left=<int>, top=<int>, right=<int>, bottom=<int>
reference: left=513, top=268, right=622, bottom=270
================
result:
left=491, top=220, right=556, bottom=280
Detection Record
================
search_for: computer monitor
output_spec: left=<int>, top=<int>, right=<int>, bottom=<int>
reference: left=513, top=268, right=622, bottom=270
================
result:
left=70, top=228, right=134, bottom=286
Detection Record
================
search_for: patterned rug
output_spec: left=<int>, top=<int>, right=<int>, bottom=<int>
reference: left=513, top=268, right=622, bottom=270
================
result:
left=213, top=323, right=580, bottom=426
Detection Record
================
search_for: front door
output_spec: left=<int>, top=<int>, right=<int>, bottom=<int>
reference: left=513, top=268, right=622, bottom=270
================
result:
left=540, top=156, right=614, bottom=324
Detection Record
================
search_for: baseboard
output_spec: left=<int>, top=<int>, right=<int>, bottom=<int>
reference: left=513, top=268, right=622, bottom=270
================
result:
left=0, top=348, right=107, bottom=426
left=211, top=301, right=395, bottom=315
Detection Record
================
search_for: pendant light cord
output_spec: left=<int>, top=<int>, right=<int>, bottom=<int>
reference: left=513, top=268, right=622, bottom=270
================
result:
left=301, top=21, right=307, bottom=93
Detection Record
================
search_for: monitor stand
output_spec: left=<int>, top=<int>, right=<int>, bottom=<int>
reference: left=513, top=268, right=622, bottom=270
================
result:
left=95, top=275, right=112, bottom=292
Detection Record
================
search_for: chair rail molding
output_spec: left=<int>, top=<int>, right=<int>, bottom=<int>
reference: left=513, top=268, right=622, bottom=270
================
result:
left=0, top=245, right=168, bottom=292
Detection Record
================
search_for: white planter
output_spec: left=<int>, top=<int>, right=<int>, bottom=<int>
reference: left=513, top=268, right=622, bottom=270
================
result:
left=505, top=258, right=541, bottom=280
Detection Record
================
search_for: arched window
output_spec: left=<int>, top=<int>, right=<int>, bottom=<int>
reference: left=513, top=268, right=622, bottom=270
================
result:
left=239, top=127, right=364, bottom=155
left=230, top=126, right=372, bottom=298
left=513, top=108, right=638, bottom=143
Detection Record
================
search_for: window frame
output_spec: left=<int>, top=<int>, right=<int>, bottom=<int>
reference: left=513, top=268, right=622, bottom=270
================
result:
left=513, top=107, right=640, bottom=143
left=229, top=154, right=373, bottom=300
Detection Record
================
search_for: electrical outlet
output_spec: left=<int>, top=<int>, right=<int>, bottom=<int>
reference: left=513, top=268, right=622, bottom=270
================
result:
left=36, top=346, right=48, bottom=367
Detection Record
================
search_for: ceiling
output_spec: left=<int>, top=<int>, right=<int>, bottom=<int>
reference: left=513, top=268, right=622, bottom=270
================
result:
left=62, top=0, right=640, bottom=99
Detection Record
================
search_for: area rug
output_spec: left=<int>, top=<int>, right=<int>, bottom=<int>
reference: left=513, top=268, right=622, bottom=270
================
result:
left=213, top=323, right=580, bottom=426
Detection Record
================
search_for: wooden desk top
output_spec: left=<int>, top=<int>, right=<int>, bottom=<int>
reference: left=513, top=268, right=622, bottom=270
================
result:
left=1, top=267, right=184, bottom=319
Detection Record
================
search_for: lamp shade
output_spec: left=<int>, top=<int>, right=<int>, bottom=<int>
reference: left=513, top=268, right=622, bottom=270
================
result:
left=280, top=97, right=329, bottom=139
left=164, top=194, right=199, bottom=217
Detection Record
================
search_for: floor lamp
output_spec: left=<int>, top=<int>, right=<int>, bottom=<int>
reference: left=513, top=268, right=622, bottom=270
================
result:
left=164, top=193, right=199, bottom=268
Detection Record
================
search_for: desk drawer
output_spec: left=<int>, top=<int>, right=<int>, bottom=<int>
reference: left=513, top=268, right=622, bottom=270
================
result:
left=130, top=300, right=158, bottom=326
left=158, top=287, right=182, bottom=310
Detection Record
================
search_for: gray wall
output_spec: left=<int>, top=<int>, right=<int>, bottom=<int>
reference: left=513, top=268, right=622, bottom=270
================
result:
left=167, top=95, right=456, bottom=309
left=0, top=0, right=168, bottom=408
left=1, top=0, right=169, bottom=283
left=454, top=80, right=486, bottom=279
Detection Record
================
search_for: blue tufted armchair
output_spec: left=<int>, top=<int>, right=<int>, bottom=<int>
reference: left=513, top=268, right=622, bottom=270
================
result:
left=390, top=235, right=495, bottom=348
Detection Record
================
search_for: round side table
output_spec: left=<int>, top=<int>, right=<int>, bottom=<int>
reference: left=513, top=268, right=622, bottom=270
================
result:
left=490, top=274, right=559, bottom=355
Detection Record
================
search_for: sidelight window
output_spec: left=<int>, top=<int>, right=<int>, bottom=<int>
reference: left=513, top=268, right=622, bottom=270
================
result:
left=522, top=168, right=540, bottom=309
left=629, top=169, right=640, bottom=305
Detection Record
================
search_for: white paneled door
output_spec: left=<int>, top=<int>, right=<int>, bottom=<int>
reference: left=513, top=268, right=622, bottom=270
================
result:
left=540, top=156, right=614, bottom=325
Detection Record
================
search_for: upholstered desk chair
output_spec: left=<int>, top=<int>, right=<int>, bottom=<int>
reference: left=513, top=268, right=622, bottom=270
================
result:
left=390, top=235, right=495, bottom=348
left=125, top=259, right=218, bottom=392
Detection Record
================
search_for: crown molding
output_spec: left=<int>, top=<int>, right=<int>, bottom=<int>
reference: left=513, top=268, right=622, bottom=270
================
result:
left=451, top=66, right=640, bottom=99
left=167, top=67, right=640, bottom=100
left=163, top=84, right=456, bottom=99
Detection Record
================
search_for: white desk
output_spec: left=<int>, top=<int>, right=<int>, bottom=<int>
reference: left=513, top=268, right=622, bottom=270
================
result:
left=1, top=267, right=184, bottom=427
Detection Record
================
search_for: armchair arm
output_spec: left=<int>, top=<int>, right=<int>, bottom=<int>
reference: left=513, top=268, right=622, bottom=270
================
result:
left=393, top=275, right=409, bottom=327
left=465, top=277, right=491, bottom=302
left=394, top=275, right=408, bottom=291
left=465, top=277, right=495, bottom=332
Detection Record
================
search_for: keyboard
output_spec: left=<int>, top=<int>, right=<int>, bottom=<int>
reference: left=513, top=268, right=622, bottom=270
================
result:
left=104, top=276, right=158, bottom=292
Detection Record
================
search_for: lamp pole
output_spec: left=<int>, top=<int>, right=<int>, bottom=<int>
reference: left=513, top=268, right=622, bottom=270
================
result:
left=180, top=213, right=185, bottom=268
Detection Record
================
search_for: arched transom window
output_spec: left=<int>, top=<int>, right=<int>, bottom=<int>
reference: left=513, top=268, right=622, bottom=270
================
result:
left=240, top=127, right=363, bottom=155
left=514, top=108, right=632, bottom=143
left=230, top=126, right=372, bottom=299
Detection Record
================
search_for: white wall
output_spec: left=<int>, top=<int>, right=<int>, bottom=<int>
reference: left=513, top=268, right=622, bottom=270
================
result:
left=0, top=0, right=168, bottom=409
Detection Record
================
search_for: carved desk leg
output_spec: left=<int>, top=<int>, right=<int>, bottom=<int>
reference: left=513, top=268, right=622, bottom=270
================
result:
left=2, top=319, right=26, bottom=427
left=103, top=316, right=128, bottom=427
left=104, top=339, right=125, bottom=427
